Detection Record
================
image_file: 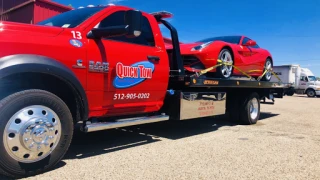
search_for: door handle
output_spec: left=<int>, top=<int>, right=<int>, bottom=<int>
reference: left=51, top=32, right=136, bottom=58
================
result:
left=147, top=55, right=160, bottom=61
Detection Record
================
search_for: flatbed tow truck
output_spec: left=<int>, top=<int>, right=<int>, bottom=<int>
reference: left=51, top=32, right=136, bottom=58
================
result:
left=0, top=4, right=287, bottom=178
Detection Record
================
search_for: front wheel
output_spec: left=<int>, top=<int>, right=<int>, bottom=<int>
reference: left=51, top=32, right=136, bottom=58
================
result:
left=260, top=58, right=273, bottom=81
left=216, top=49, right=234, bottom=79
left=0, top=89, right=73, bottom=178
left=306, top=89, right=316, bottom=97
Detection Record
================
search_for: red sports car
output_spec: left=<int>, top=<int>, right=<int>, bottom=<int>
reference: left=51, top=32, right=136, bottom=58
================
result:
left=166, top=36, right=273, bottom=81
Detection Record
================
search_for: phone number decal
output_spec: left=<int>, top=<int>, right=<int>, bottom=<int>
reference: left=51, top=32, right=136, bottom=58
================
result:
left=113, top=93, right=150, bottom=100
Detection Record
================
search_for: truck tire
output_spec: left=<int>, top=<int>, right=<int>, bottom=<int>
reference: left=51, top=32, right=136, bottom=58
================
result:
left=0, top=89, right=73, bottom=178
left=239, top=92, right=260, bottom=125
left=286, top=90, right=294, bottom=96
left=306, top=89, right=316, bottom=97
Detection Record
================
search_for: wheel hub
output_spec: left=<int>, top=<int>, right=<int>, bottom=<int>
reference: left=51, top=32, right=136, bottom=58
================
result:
left=221, top=51, right=233, bottom=78
left=249, top=98, right=259, bottom=120
left=265, top=60, right=272, bottom=80
left=3, top=105, right=61, bottom=163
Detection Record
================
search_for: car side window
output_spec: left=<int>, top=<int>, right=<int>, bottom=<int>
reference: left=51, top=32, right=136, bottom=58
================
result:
left=96, top=11, right=155, bottom=46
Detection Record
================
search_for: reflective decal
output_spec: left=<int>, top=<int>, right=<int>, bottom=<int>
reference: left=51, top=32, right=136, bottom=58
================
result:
left=69, top=39, right=83, bottom=48
left=113, top=61, right=155, bottom=89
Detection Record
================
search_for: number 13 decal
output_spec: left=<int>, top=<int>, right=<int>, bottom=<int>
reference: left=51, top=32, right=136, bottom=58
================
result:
left=71, top=31, right=82, bottom=39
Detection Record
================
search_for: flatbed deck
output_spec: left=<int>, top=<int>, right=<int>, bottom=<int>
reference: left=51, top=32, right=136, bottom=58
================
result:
left=185, top=76, right=287, bottom=88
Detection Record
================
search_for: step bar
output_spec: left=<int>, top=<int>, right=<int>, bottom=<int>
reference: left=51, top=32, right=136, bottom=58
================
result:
left=82, top=114, right=170, bottom=133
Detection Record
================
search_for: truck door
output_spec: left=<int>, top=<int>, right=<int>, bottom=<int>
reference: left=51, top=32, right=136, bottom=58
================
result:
left=299, top=76, right=308, bottom=90
left=86, top=9, right=169, bottom=116
left=238, top=37, right=260, bottom=73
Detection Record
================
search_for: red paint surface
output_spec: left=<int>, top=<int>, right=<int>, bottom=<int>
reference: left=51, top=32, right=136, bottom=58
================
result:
left=34, top=1, right=72, bottom=24
left=0, top=0, right=72, bottom=24
left=1, top=3, right=34, bottom=24
left=169, top=36, right=272, bottom=76
left=0, top=5, right=169, bottom=118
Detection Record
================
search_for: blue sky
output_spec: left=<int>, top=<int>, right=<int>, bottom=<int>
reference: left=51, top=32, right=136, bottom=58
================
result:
left=53, top=0, right=320, bottom=76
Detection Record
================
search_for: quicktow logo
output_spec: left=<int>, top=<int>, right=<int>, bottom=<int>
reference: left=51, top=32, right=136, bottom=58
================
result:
left=113, top=61, right=155, bottom=88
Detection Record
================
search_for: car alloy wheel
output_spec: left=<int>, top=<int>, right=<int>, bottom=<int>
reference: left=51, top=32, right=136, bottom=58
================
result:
left=219, top=49, right=233, bottom=78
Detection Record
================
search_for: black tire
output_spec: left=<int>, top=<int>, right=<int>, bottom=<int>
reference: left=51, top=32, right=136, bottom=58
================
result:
left=260, top=58, right=273, bottom=81
left=239, top=92, right=260, bottom=125
left=0, top=89, right=73, bottom=178
left=306, top=89, right=316, bottom=97
left=216, top=48, right=234, bottom=79
left=286, top=90, right=294, bottom=96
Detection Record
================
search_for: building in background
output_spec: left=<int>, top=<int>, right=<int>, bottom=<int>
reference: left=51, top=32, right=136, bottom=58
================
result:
left=0, top=0, right=72, bottom=24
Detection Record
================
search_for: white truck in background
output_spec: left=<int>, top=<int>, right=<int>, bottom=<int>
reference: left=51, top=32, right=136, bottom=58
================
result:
left=270, top=64, right=320, bottom=97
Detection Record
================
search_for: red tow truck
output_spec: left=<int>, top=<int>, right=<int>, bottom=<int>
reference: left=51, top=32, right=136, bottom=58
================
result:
left=0, top=4, right=285, bottom=178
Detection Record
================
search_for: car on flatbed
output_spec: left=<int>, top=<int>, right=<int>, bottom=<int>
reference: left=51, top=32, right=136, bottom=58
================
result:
left=0, top=4, right=285, bottom=178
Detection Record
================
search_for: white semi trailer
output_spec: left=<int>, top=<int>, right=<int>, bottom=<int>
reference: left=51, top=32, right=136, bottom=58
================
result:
left=270, top=64, right=320, bottom=97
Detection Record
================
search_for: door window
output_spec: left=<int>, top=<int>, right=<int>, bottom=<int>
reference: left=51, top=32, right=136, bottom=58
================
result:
left=95, top=11, right=155, bottom=46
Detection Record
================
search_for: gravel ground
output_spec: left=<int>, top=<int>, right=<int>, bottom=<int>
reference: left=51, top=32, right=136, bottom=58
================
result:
left=2, top=94, right=320, bottom=180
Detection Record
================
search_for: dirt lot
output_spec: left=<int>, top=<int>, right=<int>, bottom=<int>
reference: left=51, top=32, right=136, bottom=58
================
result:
left=2, top=94, right=320, bottom=180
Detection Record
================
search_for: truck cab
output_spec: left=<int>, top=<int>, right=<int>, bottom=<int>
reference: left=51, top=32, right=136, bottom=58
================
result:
left=297, top=68, right=320, bottom=97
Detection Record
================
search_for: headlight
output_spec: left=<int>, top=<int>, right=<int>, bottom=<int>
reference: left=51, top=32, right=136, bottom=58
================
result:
left=191, top=41, right=213, bottom=51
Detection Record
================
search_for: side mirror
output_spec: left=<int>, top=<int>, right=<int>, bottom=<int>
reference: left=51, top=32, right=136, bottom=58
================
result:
left=125, top=10, right=142, bottom=38
left=87, top=10, right=143, bottom=39
left=243, top=39, right=256, bottom=46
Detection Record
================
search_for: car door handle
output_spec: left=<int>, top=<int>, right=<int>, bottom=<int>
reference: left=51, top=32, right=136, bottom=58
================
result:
left=147, top=55, right=160, bottom=61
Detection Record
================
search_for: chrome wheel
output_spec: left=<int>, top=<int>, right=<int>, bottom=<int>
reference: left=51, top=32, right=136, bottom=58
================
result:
left=220, top=50, right=233, bottom=78
left=3, top=105, right=61, bottom=163
left=249, top=98, right=259, bottom=120
left=265, top=60, right=272, bottom=80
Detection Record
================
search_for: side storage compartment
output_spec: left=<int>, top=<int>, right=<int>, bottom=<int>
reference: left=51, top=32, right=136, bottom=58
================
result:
left=161, top=90, right=226, bottom=121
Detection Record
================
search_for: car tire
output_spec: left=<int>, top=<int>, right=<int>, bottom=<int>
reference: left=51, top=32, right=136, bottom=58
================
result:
left=306, top=89, right=316, bottom=97
left=0, top=89, right=73, bottom=178
left=260, top=58, right=273, bottom=81
left=216, top=48, right=234, bottom=79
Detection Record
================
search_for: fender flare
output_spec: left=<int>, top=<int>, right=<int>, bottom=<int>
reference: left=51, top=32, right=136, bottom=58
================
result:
left=0, top=54, right=88, bottom=121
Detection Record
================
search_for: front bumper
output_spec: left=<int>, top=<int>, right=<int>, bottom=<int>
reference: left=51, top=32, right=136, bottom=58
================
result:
left=316, top=90, right=320, bottom=96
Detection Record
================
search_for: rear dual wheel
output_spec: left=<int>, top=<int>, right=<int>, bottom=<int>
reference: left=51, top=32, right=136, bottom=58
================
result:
left=227, top=92, right=260, bottom=125
left=0, top=89, right=73, bottom=178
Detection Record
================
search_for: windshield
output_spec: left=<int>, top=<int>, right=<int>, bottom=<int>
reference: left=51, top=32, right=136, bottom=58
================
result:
left=37, top=7, right=105, bottom=28
left=196, top=36, right=241, bottom=44
left=308, top=76, right=317, bottom=81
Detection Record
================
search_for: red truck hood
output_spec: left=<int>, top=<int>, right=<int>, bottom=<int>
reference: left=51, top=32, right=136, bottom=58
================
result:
left=0, top=21, right=64, bottom=37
